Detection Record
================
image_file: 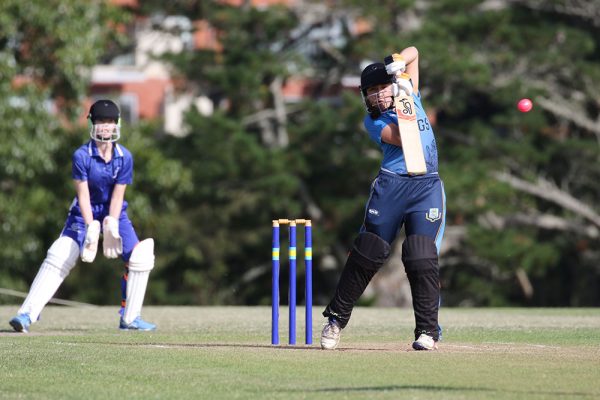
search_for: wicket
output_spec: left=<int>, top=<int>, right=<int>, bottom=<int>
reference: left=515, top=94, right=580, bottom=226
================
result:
left=271, top=218, right=312, bottom=345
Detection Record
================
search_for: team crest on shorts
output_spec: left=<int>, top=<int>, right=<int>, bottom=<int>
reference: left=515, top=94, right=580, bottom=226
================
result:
left=426, top=208, right=441, bottom=222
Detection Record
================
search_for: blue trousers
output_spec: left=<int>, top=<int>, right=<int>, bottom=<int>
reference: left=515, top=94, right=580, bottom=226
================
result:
left=361, top=169, right=446, bottom=251
left=60, top=200, right=139, bottom=262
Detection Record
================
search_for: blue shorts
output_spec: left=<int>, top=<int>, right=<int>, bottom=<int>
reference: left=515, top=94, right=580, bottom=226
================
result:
left=60, top=200, right=139, bottom=262
left=361, top=170, right=446, bottom=252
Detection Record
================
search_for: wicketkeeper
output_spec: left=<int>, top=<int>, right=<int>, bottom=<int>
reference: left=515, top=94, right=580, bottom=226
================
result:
left=320, top=46, right=446, bottom=350
left=9, top=99, right=156, bottom=332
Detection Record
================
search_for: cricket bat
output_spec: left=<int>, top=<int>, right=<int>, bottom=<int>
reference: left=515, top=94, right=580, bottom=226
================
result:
left=384, top=56, right=427, bottom=175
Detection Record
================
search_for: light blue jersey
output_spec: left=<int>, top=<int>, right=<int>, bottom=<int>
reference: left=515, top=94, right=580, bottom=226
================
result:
left=363, top=92, right=438, bottom=174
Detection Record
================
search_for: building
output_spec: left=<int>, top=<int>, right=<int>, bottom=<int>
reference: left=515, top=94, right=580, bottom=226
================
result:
left=91, top=0, right=371, bottom=135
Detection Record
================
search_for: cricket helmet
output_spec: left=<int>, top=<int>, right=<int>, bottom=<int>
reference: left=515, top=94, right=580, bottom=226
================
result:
left=87, top=99, right=121, bottom=142
left=360, top=63, right=392, bottom=95
left=360, top=63, right=394, bottom=118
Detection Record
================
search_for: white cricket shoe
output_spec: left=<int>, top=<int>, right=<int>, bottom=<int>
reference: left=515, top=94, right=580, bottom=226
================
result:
left=320, top=319, right=341, bottom=350
left=412, top=333, right=438, bottom=351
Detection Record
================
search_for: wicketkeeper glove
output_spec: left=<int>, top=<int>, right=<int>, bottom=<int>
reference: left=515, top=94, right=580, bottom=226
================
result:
left=392, top=72, right=413, bottom=97
left=81, top=220, right=101, bottom=263
left=103, top=216, right=123, bottom=259
left=384, top=53, right=406, bottom=75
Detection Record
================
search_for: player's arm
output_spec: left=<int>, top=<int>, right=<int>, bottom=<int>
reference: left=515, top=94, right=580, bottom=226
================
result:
left=399, top=46, right=419, bottom=93
left=366, top=107, right=403, bottom=147
left=380, top=123, right=402, bottom=147
left=74, top=180, right=94, bottom=225
left=108, top=184, right=126, bottom=220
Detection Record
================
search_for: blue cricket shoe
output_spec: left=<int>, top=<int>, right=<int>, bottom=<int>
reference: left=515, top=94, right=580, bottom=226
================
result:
left=9, top=314, right=31, bottom=333
left=119, top=316, right=156, bottom=331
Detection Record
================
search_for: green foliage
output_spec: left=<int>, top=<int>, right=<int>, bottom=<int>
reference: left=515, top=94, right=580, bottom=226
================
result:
left=0, top=0, right=128, bottom=114
left=149, top=110, right=304, bottom=305
left=1, top=0, right=599, bottom=308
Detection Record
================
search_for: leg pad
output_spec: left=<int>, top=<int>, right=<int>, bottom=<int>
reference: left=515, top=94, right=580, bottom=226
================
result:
left=123, top=239, right=155, bottom=324
left=402, top=235, right=440, bottom=340
left=323, top=232, right=390, bottom=328
left=18, top=236, right=79, bottom=322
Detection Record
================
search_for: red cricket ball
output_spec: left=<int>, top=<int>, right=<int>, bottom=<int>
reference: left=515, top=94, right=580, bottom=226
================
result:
left=518, top=98, right=533, bottom=113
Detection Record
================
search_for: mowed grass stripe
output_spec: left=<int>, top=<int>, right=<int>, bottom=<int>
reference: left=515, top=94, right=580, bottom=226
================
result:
left=0, top=306, right=599, bottom=399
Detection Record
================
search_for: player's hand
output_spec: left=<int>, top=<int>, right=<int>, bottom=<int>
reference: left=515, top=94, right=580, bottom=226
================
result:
left=384, top=53, right=406, bottom=75
left=102, top=216, right=123, bottom=259
left=393, top=73, right=413, bottom=97
left=81, top=220, right=100, bottom=263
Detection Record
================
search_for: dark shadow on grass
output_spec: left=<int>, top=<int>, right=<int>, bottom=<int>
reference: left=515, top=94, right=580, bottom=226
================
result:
left=303, top=386, right=594, bottom=397
left=80, top=341, right=327, bottom=351
left=0, top=328, right=90, bottom=336
left=73, top=340, right=451, bottom=352
left=0, top=335, right=400, bottom=351
left=308, top=385, right=493, bottom=393
left=74, top=340, right=414, bottom=351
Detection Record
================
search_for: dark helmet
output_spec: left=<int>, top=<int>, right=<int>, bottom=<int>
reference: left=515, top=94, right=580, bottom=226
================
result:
left=360, top=63, right=393, bottom=118
left=360, top=63, right=392, bottom=96
left=88, top=99, right=120, bottom=123
left=87, top=100, right=121, bottom=142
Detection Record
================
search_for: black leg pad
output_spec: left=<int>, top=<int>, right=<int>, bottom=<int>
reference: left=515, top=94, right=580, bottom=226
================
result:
left=402, top=235, right=440, bottom=341
left=323, top=232, right=391, bottom=328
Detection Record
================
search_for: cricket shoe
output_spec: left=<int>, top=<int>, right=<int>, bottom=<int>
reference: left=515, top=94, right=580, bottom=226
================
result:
left=119, top=316, right=156, bottom=331
left=412, top=333, right=438, bottom=351
left=320, top=319, right=341, bottom=350
left=9, top=314, right=31, bottom=333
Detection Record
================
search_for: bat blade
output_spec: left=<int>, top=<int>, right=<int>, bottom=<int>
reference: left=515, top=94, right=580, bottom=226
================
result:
left=393, top=93, right=427, bottom=175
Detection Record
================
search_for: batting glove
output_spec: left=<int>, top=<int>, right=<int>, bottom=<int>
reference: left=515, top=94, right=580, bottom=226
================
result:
left=392, top=72, right=413, bottom=97
left=384, top=53, right=406, bottom=75
left=103, top=216, right=123, bottom=259
left=81, top=220, right=100, bottom=263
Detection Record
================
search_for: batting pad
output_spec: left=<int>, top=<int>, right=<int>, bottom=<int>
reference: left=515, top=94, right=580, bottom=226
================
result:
left=123, top=239, right=155, bottom=325
left=19, top=236, right=79, bottom=322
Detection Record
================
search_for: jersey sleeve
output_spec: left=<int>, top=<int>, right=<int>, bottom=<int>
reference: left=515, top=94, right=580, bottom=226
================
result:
left=116, top=150, right=133, bottom=185
left=72, top=149, right=89, bottom=181
left=363, top=113, right=396, bottom=145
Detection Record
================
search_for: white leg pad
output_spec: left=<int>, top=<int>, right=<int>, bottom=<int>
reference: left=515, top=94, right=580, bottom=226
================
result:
left=19, top=236, right=79, bottom=322
left=123, top=239, right=155, bottom=324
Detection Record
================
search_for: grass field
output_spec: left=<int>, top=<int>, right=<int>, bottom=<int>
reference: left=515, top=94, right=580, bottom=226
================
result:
left=0, top=306, right=599, bottom=399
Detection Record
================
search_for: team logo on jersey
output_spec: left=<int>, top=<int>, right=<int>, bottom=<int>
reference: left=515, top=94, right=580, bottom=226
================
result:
left=368, top=208, right=379, bottom=216
left=426, top=208, right=441, bottom=222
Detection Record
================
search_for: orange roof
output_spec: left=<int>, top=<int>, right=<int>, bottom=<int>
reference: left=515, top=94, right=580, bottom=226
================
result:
left=351, top=17, right=372, bottom=36
left=194, top=20, right=223, bottom=51
left=109, top=0, right=138, bottom=7
left=282, top=77, right=313, bottom=100
left=90, top=78, right=171, bottom=120
left=219, top=0, right=295, bottom=6
left=11, top=75, right=35, bottom=89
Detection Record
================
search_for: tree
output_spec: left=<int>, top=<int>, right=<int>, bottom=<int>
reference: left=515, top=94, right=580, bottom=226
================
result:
left=135, top=0, right=600, bottom=306
left=2, top=0, right=599, bottom=307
